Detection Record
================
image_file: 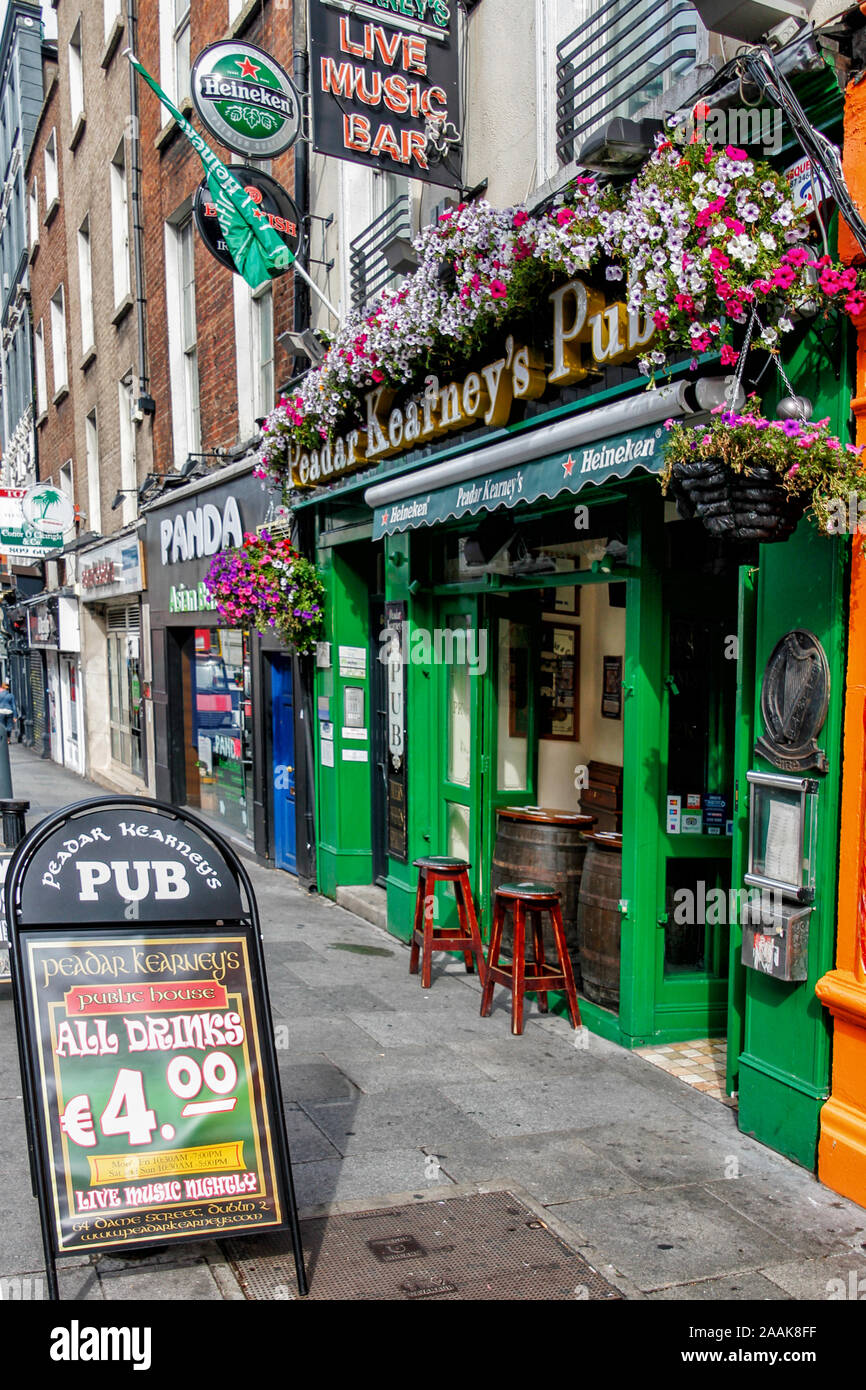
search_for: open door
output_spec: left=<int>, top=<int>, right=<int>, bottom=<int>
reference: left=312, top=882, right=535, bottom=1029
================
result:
left=435, top=593, right=540, bottom=933
left=478, top=594, right=540, bottom=925
left=652, top=571, right=739, bottom=1040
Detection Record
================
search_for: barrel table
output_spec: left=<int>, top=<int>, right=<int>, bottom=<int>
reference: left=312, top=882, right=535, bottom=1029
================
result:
left=491, top=807, right=596, bottom=975
left=576, top=831, right=623, bottom=1009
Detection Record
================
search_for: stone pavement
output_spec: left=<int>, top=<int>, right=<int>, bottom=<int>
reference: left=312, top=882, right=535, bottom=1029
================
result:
left=2, top=745, right=865, bottom=1302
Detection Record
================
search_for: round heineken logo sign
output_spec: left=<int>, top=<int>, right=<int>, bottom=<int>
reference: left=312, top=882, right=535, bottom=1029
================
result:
left=191, top=41, right=301, bottom=158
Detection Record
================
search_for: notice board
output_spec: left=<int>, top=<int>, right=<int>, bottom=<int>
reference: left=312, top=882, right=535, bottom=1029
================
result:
left=6, top=797, right=306, bottom=1297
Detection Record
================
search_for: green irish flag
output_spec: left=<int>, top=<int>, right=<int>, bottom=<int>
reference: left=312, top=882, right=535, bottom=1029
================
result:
left=125, top=50, right=291, bottom=288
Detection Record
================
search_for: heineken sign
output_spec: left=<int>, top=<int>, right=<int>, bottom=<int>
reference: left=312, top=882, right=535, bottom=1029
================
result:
left=191, top=41, right=302, bottom=158
left=372, top=424, right=665, bottom=538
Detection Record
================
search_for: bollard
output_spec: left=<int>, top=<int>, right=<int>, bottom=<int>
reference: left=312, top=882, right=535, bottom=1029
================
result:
left=0, top=799, right=29, bottom=849
left=0, top=734, right=11, bottom=800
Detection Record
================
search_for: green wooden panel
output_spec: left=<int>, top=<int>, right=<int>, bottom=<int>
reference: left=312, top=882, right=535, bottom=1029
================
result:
left=737, top=520, right=847, bottom=1167
left=619, top=485, right=664, bottom=1042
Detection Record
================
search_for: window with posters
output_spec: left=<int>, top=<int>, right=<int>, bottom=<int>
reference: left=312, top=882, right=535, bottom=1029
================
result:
left=192, top=627, right=253, bottom=840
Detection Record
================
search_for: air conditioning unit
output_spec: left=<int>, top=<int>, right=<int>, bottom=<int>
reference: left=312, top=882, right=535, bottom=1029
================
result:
left=689, top=0, right=807, bottom=42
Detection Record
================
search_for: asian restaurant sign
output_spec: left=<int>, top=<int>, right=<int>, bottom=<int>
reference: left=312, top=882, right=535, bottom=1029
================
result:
left=289, top=278, right=655, bottom=488
left=309, top=0, right=460, bottom=186
left=7, top=802, right=300, bottom=1258
left=372, top=423, right=665, bottom=537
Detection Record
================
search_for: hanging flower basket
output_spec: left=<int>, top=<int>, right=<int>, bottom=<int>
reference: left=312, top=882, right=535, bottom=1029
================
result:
left=665, top=455, right=803, bottom=543
left=661, top=398, right=866, bottom=543
left=203, top=531, right=325, bottom=653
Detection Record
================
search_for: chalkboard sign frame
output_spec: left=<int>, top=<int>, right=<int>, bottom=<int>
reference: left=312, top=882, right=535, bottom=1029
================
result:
left=5, top=795, right=307, bottom=1300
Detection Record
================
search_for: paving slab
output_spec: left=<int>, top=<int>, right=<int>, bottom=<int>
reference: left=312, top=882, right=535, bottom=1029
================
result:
left=95, top=1260, right=225, bottom=1300
left=705, top=1175, right=866, bottom=1258
left=438, top=1068, right=694, bottom=1137
left=278, top=1058, right=361, bottom=1104
left=299, top=1088, right=494, bottom=1158
left=759, top=1249, right=866, bottom=1300
left=552, top=1184, right=793, bottom=1290
left=574, top=1113, right=788, bottom=1191
left=268, top=984, right=396, bottom=1017
left=292, top=1149, right=454, bottom=1210
left=322, top=1042, right=490, bottom=1094
left=646, top=1270, right=794, bottom=1301
left=282, top=1104, right=344, bottom=1163
left=424, top=1130, right=643, bottom=1206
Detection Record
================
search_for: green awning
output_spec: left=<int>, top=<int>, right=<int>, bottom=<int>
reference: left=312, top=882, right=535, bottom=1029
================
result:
left=371, top=421, right=665, bottom=538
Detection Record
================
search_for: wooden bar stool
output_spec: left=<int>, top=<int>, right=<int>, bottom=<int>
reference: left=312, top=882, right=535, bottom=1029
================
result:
left=409, top=856, right=486, bottom=989
left=480, top=881, right=581, bottom=1036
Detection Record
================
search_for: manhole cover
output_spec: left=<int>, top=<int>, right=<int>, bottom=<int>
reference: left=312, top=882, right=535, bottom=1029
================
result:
left=224, top=1190, right=623, bottom=1301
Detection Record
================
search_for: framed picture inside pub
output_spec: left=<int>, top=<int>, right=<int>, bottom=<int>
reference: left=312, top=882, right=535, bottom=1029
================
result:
left=601, top=655, right=623, bottom=720
left=539, top=626, right=580, bottom=740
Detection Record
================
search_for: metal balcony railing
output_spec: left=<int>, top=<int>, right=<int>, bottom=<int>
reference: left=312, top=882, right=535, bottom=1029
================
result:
left=556, top=0, right=699, bottom=165
left=349, top=194, right=412, bottom=311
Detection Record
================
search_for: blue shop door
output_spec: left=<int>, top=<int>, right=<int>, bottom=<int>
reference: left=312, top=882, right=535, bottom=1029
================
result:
left=271, top=656, right=297, bottom=873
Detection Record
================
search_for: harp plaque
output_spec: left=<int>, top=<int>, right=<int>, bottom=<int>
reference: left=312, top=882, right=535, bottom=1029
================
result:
left=755, top=630, right=830, bottom=774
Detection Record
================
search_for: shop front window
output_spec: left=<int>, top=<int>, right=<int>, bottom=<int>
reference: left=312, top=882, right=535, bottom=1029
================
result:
left=192, top=628, right=253, bottom=840
left=108, top=625, right=143, bottom=778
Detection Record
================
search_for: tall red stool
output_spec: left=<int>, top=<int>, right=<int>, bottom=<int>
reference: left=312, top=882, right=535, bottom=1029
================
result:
left=480, top=881, right=581, bottom=1035
left=409, top=856, right=486, bottom=989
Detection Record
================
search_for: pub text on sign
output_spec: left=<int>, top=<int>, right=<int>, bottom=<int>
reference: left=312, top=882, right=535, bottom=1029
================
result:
left=291, top=278, right=656, bottom=486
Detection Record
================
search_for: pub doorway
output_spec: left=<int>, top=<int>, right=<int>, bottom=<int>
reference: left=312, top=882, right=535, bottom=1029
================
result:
left=427, top=484, right=744, bottom=1050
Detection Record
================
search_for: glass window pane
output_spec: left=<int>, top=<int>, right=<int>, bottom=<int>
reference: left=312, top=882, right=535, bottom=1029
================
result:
left=497, top=617, right=528, bottom=791
left=447, top=802, right=470, bottom=862
left=446, top=620, right=471, bottom=786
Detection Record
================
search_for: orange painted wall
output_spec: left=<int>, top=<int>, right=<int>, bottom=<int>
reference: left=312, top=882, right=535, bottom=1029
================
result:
left=816, top=79, right=866, bottom=1205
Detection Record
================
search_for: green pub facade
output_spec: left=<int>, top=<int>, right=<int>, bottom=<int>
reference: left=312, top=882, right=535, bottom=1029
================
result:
left=294, top=251, right=852, bottom=1172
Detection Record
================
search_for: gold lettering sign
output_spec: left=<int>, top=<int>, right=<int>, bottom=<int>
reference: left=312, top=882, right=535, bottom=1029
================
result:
left=290, top=279, right=655, bottom=488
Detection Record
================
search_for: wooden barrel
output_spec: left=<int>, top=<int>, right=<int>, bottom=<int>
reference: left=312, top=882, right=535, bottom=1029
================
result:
left=576, top=832, right=623, bottom=1009
left=491, top=807, right=596, bottom=970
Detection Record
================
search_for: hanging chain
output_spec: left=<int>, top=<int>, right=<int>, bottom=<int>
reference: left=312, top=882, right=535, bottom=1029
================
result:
left=727, top=305, right=810, bottom=427
left=728, top=303, right=759, bottom=406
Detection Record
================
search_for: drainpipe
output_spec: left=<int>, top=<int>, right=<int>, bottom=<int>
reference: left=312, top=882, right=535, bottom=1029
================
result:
left=292, top=48, right=310, bottom=334
left=127, top=0, right=149, bottom=412
left=291, top=22, right=316, bottom=886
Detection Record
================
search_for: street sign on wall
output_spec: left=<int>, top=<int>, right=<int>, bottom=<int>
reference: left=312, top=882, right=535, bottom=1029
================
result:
left=194, top=166, right=302, bottom=276
left=191, top=41, right=302, bottom=158
left=0, top=489, right=64, bottom=560
left=309, top=0, right=461, bottom=187
left=7, top=798, right=307, bottom=1297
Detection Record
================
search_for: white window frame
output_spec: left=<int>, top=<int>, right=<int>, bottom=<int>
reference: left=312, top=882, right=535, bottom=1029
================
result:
left=85, top=409, right=101, bottom=534
left=44, top=128, right=58, bottom=207
left=252, top=282, right=274, bottom=419
left=50, top=286, right=68, bottom=395
left=34, top=318, right=47, bottom=416
left=228, top=0, right=244, bottom=22
left=28, top=176, right=38, bottom=247
left=164, top=213, right=200, bottom=466
left=110, top=141, right=130, bottom=306
left=77, top=216, right=94, bottom=353
left=118, top=374, right=137, bottom=525
left=60, top=459, right=74, bottom=504
left=159, top=0, right=191, bottom=114
left=104, top=0, right=122, bottom=42
left=69, top=17, right=84, bottom=128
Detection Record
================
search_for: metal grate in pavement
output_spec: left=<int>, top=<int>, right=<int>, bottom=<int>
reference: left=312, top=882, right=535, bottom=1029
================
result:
left=224, top=1190, right=623, bottom=1301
